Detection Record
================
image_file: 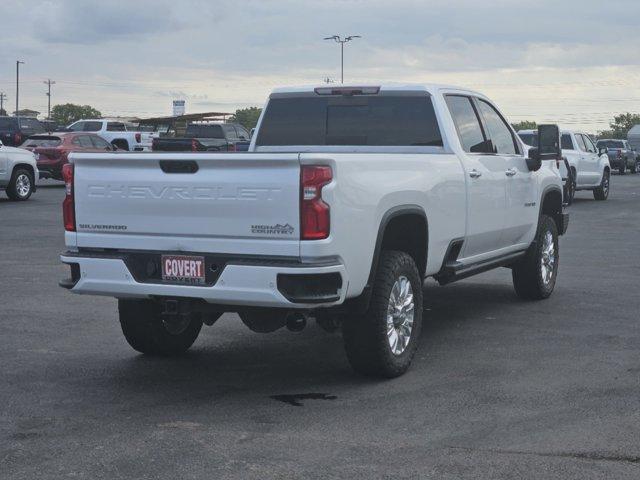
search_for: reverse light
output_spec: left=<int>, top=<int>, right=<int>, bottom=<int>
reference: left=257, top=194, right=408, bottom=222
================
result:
left=191, top=139, right=198, bottom=152
left=300, top=165, right=332, bottom=240
left=62, top=163, right=75, bottom=232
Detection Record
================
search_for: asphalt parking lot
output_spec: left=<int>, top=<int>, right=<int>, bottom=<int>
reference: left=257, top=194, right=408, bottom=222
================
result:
left=1, top=176, right=639, bottom=479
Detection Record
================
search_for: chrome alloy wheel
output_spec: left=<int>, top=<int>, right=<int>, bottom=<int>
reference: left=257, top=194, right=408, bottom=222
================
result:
left=386, top=275, right=414, bottom=356
left=16, top=173, right=31, bottom=198
left=540, top=231, right=556, bottom=286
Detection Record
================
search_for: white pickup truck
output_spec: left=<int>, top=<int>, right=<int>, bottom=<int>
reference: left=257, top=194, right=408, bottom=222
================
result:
left=67, top=119, right=153, bottom=152
left=519, top=129, right=610, bottom=204
left=60, top=84, right=568, bottom=377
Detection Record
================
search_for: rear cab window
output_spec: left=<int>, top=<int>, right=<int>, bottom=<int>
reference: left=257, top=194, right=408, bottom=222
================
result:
left=561, top=134, right=574, bottom=150
left=0, top=117, right=18, bottom=130
left=185, top=124, right=225, bottom=139
left=107, top=122, right=126, bottom=132
left=256, top=92, right=443, bottom=147
left=18, top=118, right=45, bottom=134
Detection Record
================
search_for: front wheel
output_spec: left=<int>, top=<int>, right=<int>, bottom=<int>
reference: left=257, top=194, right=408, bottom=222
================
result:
left=512, top=215, right=559, bottom=300
left=342, top=250, right=423, bottom=378
left=593, top=170, right=610, bottom=201
left=5, top=168, right=34, bottom=201
left=563, top=169, right=576, bottom=206
left=118, top=299, right=202, bottom=355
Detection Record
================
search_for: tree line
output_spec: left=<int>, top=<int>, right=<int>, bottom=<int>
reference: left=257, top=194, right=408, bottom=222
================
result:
left=511, top=113, right=640, bottom=139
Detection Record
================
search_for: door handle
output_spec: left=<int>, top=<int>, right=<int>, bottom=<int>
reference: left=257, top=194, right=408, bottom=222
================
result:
left=469, top=169, right=482, bottom=179
left=505, top=167, right=517, bottom=177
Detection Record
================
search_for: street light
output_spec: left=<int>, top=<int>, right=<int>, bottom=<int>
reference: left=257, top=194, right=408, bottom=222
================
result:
left=16, top=60, right=24, bottom=118
left=323, top=35, right=361, bottom=84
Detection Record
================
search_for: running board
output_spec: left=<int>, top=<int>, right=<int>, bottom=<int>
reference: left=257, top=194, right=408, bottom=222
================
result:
left=434, top=251, right=526, bottom=286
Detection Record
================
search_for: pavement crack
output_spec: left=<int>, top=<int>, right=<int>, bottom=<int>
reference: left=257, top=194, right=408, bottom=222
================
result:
left=447, top=446, right=640, bottom=465
left=270, top=392, right=337, bottom=407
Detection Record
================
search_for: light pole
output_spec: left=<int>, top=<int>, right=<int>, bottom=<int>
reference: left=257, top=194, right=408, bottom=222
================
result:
left=44, top=79, right=56, bottom=120
left=16, top=60, right=24, bottom=117
left=323, top=35, right=361, bottom=84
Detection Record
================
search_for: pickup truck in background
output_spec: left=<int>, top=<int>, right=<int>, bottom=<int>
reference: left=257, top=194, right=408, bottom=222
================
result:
left=60, top=84, right=568, bottom=378
left=595, top=139, right=638, bottom=174
left=67, top=119, right=153, bottom=152
left=519, top=129, right=610, bottom=204
left=151, top=122, right=251, bottom=152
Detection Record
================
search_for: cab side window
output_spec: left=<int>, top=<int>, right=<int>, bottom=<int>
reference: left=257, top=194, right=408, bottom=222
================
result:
left=561, top=134, right=574, bottom=150
left=582, top=135, right=596, bottom=153
left=477, top=100, right=518, bottom=155
left=575, top=134, right=588, bottom=152
left=445, top=95, right=488, bottom=153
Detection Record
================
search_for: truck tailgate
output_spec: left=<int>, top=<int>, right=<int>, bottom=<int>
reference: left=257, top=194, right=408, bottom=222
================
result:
left=70, top=153, right=301, bottom=257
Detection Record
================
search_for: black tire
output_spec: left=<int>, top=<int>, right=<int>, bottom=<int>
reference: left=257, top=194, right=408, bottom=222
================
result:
left=512, top=215, right=559, bottom=300
left=5, top=168, right=34, bottom=201
left=112, top=139, right=129, bottom=151
left=342, top=250, right=423, bottom=378
left=618, top=162, right=625, bottom=175
left=118, top=299, right=202, bottom=355
left=593, top=170, right=610, bottom=201
left=563, top=168, right=576, bottom=206
left=631, top=161, right=638, bottom=174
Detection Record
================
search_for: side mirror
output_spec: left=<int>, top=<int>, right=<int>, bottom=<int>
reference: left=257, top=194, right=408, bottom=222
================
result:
left=598, top=147, right=608, bottom=155
left=538, top=124, right=562, bottom=161
left=526, top=147, right=542, bottom=171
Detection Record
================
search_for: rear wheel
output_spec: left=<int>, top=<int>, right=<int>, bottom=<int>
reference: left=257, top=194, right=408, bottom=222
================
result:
left=118, top=299, right=202, bottom=355
left=618, top=162, right=625, bottom=175
left=630, top=160, right=638, bottom=174
left=512, top=215, right=559, bottom=300
left=342, top=250, right=423, bottom=378
left=5, top=168, right=34, bottom=201
left=593, top=170, right=610, bottom=201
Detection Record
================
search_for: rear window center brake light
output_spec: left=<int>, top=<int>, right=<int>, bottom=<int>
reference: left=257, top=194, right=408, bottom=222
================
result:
left=314, top=86, right=380, bottom=96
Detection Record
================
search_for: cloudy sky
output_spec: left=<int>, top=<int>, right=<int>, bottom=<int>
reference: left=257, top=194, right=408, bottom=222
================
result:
left=1, top=0, right=639, bottom=132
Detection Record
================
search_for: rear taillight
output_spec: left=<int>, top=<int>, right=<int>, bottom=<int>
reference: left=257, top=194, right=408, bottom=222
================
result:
left=13, top=133, right=22, bottom=145
left=191, top=139, right=198, bottom=152
left=228, top=143, right=236, bottom=152
left=617, top=149, right=623, bottom=158
left=152, top=138, right=158, bottom=151
left=135, top=132, right=141, bottom=143
left=62, top=163, right=75, bottom=232
left=300, top=165, right=332, bottom=240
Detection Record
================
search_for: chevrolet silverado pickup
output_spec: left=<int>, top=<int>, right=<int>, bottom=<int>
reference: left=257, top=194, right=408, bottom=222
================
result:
left=60, top=84, right=568, bottom=377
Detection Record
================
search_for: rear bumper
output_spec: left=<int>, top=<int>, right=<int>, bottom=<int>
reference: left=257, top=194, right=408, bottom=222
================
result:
left=60, top=251, right=347, bottom=309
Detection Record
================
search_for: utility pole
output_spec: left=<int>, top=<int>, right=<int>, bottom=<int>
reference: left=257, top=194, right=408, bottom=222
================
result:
left=16, top=60, right=24, bottom=117
left=0, top=92, right=6, bottom=115
left=323, top=35, right=361, bottom=84
left=44, top=79, right=56, bottom=120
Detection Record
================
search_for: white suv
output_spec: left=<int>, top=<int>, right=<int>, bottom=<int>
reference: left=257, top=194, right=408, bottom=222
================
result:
left=0, top=140, right=38, bottom=201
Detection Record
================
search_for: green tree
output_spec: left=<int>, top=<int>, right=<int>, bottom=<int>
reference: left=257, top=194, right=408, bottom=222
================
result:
left=51, top=103, right=102, bottom=126
left=599, top=113, right=640, bottom=139
left=229, top=107, right=262, bottom=130
left=511, top=120, right=537, bottom=131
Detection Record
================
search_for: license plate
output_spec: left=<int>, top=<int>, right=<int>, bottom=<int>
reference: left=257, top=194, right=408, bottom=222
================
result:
left=161, top=255, right=205, bottom=285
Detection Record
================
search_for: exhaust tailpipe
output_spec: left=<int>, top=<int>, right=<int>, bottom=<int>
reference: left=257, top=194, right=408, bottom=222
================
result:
left=286, top=312, right=308, bottom=332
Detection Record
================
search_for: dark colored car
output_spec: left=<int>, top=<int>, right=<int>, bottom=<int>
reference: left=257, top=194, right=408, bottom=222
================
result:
left=151, top=123, right=250, bottom=152
left=22, top=132, right=116, bottom=180
left=595, top=139, right=638, bottom=174
left=0, top=116, right=45, bottom=146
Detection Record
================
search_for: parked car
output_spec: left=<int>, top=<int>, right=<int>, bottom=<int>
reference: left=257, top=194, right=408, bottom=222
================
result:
left=151, top=122, right=250, bottom=152
left=595, top=139, right=638, bottom=174
left=0, top=139, right=38, bottom=200
left=60, top=83, right=568, bottom=378
left=21, top=132, right=116, bottom=180
left=519, top=129, right=610, bottom=204
left=67, top=119, right=152, bottom=152
left=0, top=116, right=45, bottom=146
